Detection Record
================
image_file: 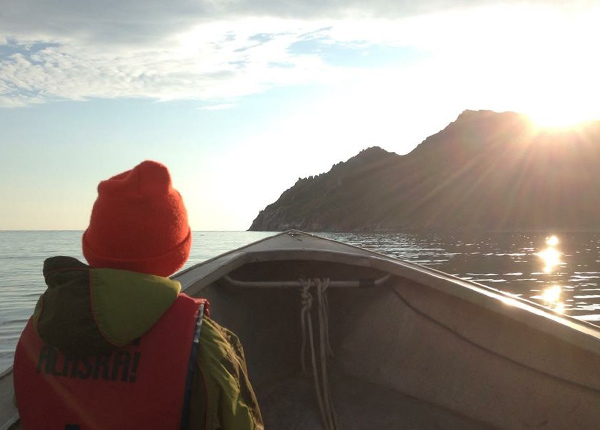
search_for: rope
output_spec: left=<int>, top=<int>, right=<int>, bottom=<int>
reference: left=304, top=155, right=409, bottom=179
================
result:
left=300, top=278, right=340, bottom=430
left=300, top=280, right=313, bottom=375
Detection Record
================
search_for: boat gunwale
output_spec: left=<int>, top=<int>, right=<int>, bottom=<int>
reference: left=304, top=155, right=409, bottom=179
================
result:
left=175, top=230, right=600, bottom=355
left=0, top=369, right=18, bottom=430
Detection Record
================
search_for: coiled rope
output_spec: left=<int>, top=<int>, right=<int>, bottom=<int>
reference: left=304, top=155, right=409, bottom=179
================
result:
left=300, top=278, right=339, bottom=430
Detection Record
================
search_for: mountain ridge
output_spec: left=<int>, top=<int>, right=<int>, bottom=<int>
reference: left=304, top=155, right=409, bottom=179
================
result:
left=249, top=110, right=600, bottom=232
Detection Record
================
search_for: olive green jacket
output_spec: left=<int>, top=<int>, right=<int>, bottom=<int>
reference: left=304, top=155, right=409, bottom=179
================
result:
left=22, top=256, right=263, bottom=430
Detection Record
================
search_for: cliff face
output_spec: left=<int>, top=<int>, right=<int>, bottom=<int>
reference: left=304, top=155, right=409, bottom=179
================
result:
left=249, top=110, right=600, bottom=232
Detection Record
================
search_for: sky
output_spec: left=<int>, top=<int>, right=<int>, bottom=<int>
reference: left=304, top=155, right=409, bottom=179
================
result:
left=2, top=0, right=600, bottom=231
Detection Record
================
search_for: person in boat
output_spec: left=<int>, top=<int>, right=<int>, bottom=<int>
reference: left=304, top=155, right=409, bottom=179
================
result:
left=13, top=160, right=263, bottom=430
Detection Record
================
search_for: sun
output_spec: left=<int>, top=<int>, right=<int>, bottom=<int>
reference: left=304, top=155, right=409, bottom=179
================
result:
left=529, top=112, right=579, bottom=129
left=527, top=105, right=597, bottom=130
left=523, top=80, right=600, bottom=130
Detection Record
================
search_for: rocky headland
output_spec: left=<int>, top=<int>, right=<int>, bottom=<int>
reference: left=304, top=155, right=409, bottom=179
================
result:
left=249, top=110, right=600, bottom=232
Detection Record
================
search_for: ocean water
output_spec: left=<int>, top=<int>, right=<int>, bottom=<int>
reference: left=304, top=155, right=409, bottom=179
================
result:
left=0, top=231, right=275, bottom=373
left=2, top=230, right=600, bottom=373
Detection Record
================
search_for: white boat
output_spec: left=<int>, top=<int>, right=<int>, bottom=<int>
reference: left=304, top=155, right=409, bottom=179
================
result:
left=2, top=230, right=600, bottom=429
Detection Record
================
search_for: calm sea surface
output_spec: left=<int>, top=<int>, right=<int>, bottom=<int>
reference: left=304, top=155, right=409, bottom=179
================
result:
left=2, top=230, right=600, bottom=373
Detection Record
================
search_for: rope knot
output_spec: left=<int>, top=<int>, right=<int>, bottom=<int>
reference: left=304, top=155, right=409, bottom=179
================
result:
left=301, top=282, right=313, bottom=309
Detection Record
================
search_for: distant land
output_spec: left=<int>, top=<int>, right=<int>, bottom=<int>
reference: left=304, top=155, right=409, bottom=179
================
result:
left=249, top=110, right=600, bottom=232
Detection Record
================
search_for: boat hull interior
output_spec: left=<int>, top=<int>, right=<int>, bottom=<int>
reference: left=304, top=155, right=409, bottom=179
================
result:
left=192, top=258, right=600, bottom=430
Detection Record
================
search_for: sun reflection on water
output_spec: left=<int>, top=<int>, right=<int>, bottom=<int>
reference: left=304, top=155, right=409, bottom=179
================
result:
left=539, top=248, right=561, bottom=273
left=537, top=285, right=565, bottom=314
left=538, top=235, right=561, bottom=273
left=535, top=235, right=566, bottom=313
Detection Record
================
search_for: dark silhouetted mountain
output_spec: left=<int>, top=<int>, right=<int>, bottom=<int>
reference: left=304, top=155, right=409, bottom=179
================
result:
left=249, top=110, right=600, bottom=232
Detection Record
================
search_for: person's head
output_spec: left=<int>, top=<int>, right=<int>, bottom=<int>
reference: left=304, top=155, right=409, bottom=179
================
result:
left=82, top=160, right=191, bottom=277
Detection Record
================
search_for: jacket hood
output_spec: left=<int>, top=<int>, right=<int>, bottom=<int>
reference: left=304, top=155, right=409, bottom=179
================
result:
left=33, top=256, right=181, bottom=356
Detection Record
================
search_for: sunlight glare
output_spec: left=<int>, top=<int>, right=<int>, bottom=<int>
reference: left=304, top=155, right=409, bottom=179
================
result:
left=516, top=8, right=600, bottom=131
left=555, top=302, right=565, bottom=314
left=546, top=236, right=559, bottom=247
left=539, top=285, right=565, bottom=314
left=528, top=109, right=592, bottom=130
left=499, top=295, right=521, bottom=308
left=541, top=285, right=561, bottom=303
left=538, top=247, right=560, bottom=273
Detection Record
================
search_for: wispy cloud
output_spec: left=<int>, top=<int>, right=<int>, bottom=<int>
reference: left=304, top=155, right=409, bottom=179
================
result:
left=0, top=0, right=484, bottom=46
left=2, top=1, right=600, bottom=110
left=0, top=19, right=337, bottom=107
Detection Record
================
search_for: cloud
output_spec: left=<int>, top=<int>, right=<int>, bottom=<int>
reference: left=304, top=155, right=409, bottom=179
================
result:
left=4, top=0, right=588, bottom=47
left=0, top=18, right=341, bottom=107
left=2, top=1, right=600, bottom=109
left=0, top=0, right=467, bottom=46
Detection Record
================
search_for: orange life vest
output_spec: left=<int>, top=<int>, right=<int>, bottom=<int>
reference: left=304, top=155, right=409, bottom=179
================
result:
left=14, top=293, right=206, bottom=430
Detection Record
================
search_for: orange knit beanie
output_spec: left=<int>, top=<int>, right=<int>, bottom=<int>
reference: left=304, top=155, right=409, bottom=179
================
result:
left=82, top=160, right=191, bottom=277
